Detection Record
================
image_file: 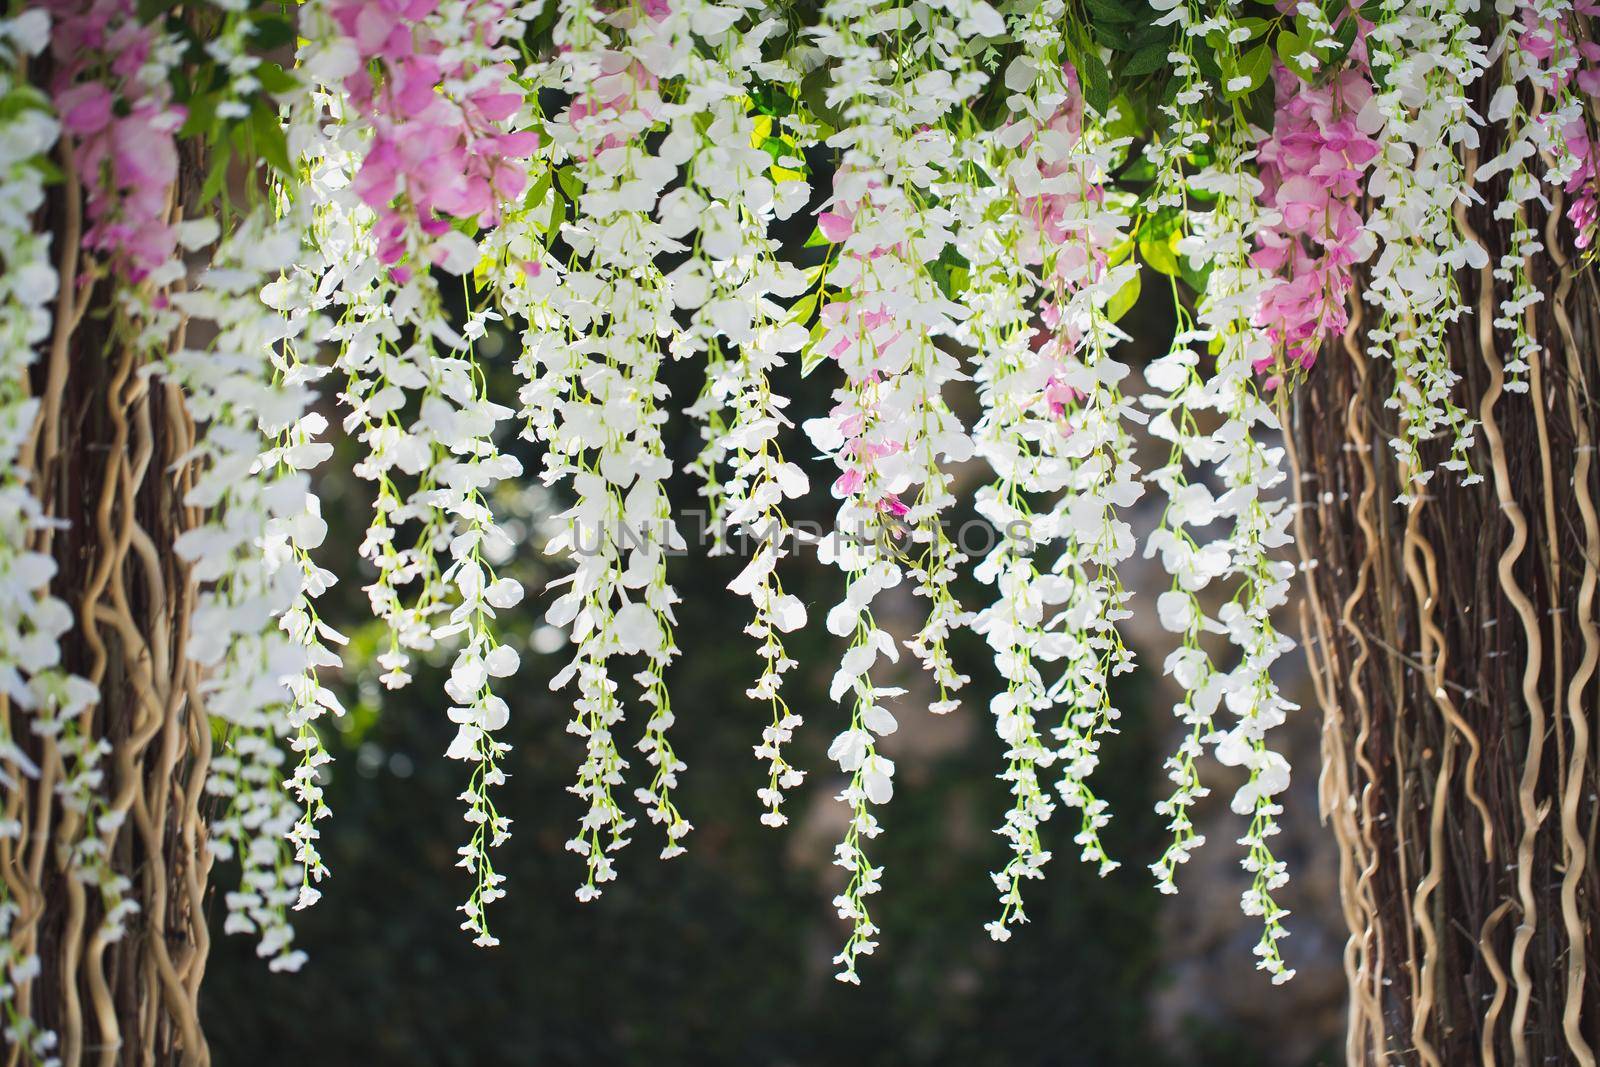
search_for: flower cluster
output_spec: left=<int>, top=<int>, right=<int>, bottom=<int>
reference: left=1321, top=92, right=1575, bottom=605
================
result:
left=1019, top=82, right=1141, bottom=886
left=671, top=10, right=815, bottom=827
left=1365, top=0, right=1489, bottom=490
left=1509, top=0, right=1600, bottom=249
left=304, top=0, right=532, bottom=943
left=257, top=65, right=348, bottom=913
left=330, top=0, right=539, bottom=275
left=168, top=210, right=325, bottom=973
left=0, top=12, right=99, bottom=1057
left=1139, top=0, right=1301, bottom=984
left=1253, top=62, right=1379, bottom=378
left=804, top=0, right=1001, bottom=982
left=963, top=64, right=1059, bottom=938
left=1477, top=0, right=1585, bottom=392
left=523, top=0, right=696, bottom=901
left=45, top=0, right=184, bottom=283
left=965, top=19, right=1144, bottom=941
left=17, top=0, right=1598, bottom=1004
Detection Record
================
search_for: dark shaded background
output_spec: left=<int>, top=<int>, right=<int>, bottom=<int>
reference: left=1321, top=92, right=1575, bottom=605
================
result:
left=200, top=169, right=1345, bottom=1065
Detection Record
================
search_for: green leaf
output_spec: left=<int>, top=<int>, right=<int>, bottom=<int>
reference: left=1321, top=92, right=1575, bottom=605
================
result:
left=254, top=62, right=300, bottom=96
left=546, top=188, right=567, bottom=245
left=179, top=92, right=220, bottom=139
left=251, top=15, right=295, bottom=51
left=1122, top=43, right=1168, bottom=78
left=1091, top=20, right=1132, bottom=51
left=1229, top=43, right=1272, bottom=97
left=1083, top=0, right=1135, bottom=24
left=525, top=168, right=551, bottom=210
left=1244, top=79, right=1275, bottom=129
left=1118, top=153, right=1156, bottom=181
left=803, top=225, right=829, bottom=248
left=250, top=102, right=292, bottom=176
left=555, top=166, right=582, bottom=202
left=788, top=292, right=819, bottom=327
left=758, top=135, right=788, bottom=163
left=1129, top=22, right=1171, bottom=49
left=1178, top=255, right=1212, bottom=297
left=800, top=66, right=845, bottom=133
left=1105, top=91, right=1150, bottom=140
left=1276, top=29, right=1316, bottom=82
left=30, top=155, right=64, bottom=185
left=1081, top=58, right=1112, bottom=116
left=800, top=334, right=831, bottom=378
left=1106, top=270, right=1142, bottom=323
left=199, top=145, right=233, bottom=203
left=1139, top=228, right=1180, bottom=276
left=1236, top=17, right=1270, bottom=41
left=1190, top=43, right=1223, bottom=88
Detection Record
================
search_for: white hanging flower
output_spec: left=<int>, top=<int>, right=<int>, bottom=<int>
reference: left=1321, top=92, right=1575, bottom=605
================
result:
left=505, top=0, right=696, bottom=901
left=0, top=20, right=104, bottom=1051
left=169, top=207, right=323, bottom=974
left=301, top=0, right=535, bottom=944
left=1365, top=0, right=1490, bottom=494
left=1148, top=0, right=1299, bottom=982
left=965, top=4, right=1138, bottom=941
left=804, top=0, right=998, bottom=983
left=673, top=8, right=815, bottom=827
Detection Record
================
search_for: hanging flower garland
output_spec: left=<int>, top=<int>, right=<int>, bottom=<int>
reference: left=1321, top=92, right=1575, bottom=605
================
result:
left=670, top=9, right=815, bottom=828
left=1253, top=59, right=1379, bottom=384
left=169, top=212, right=321, bottom=972
left=1477, top=0, right=1583, bottom=394
left=0, top=12, right=101, bottom=1061
left=307, top=0, right=536, bottom=943
left=4, top=0, right=1600, bottom=1022
left=1365, top=0, right=1489, bottom=492
left=533, top=0, right=696, bottom=901
left=802, top=0, right=1003, bottom=982
left=1141, top=0, right=1225, bottom=900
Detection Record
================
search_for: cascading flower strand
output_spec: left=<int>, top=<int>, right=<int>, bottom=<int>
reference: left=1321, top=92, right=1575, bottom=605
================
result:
left=536, top=0, right=694, bottom=900
left=170, top=212, right=321, bottom=972
left=1026, top=80, right=1142, bottom=892
left=44, top=0, right=184, bottom=287
left=1143, top=0, right=1229, bottom=900
left=1253, top=60, right=1380, bottom=384
left=0, top=12, right=100, bottom=1058
left=1179, top=56, right=1300, bottom=987
left=670, top=7, right=816, bottom=827
left=313, top=0, right=534, bottom=942
left=803, top=0, right=1000, bottom=981
left=968, top=11, right=1141, bottom=937
left=1365, top=0, right=1489, bottom=492
left=1476, top=0, right=1583, bottom=393
left=963, top=32, right=1061, bottom=937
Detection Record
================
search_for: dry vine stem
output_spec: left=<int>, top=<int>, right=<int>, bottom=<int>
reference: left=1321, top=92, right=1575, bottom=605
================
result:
left=1291, top=122, right=1600, bottom=1062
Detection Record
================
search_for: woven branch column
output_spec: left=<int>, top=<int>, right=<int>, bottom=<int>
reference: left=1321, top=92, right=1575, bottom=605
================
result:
left=1289, top=169, right=1600, bottom=1064
left=1, top=144, right=212, bottom=1067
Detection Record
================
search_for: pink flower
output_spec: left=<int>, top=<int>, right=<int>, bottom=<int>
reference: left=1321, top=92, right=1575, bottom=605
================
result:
left=1044, top=376, right=1083, bottom=419
left=57, top=82, right=113, bottom=135
left=818, top=211, right=855, bottom=243
left=329, top=0, right=538, bottom=274
left=1252, top=62, right=1378, bottom=372
left=878, top=495, right=909, bottom=519
left=48, top=0, right=183, bottom=282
